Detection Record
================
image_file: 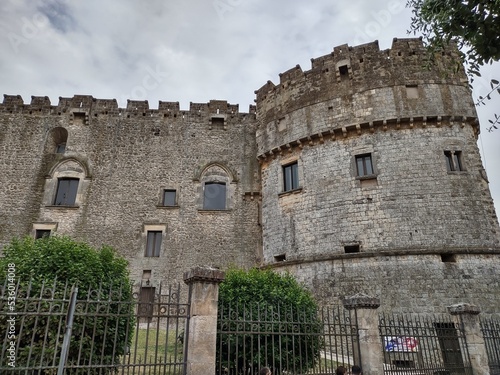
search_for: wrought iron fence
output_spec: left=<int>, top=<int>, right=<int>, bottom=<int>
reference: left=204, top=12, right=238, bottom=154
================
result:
left=379, top=313, right=473, bottom=375
left=0, top=278, right=189, bottom=374
left=480, top=316, right=500, bottom=375
left=216, top=304, right=359, bottom=375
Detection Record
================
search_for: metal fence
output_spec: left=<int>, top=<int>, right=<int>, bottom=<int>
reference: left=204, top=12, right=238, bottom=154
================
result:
left=480, top=316, right=500, bottom=375
left=379, top=313, right=473, bottom=375
left=0, top=278, right=189, bottom=374
left=216, top=303, right=359, bottom=375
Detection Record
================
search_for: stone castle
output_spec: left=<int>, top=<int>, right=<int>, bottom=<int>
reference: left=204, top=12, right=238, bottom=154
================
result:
left=1, top=38, right=499, bottom=313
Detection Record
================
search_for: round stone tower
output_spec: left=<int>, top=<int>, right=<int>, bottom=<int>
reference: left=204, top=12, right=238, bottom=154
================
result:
left=254, top=38, right=500, bottom=313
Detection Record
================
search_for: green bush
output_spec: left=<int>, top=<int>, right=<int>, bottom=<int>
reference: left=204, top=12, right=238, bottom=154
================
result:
left=217, top=268, right=323, bottom=375
left=0, top=236, right=134, bottom=374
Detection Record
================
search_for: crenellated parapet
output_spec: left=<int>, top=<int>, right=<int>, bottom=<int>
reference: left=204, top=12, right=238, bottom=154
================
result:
left=0, top=95, right=256, bottom=120
left=254, top=38, right=477, bottom=156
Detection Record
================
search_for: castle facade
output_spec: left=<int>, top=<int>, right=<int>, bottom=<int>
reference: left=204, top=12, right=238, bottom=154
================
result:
left=1, top=38, right=499, bottom=313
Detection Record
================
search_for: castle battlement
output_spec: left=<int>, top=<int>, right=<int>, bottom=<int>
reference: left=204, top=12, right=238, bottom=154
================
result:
left=0, top=94, right=256, bottom=118
left=255, top=38, right=467, bottom=117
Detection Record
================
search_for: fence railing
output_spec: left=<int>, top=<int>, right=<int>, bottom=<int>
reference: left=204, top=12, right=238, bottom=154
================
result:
left=216, top=303, right=359, bottom=375
left=379, top=313, right=473, bottom=375
left=481, top=316, right=500, bottom=375
left=0, top=278, right=189, bottom=375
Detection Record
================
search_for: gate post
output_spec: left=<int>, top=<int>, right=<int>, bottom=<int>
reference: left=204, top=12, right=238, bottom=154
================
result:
left=447, top=303, right=489, bottom=375
left=343, top=293, right=384, bottom=375
left=183, top=266, right=225, bottom=375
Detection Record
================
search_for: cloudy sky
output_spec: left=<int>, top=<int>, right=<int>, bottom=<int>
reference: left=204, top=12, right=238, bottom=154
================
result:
left=1, top=0, right=499, bottom=215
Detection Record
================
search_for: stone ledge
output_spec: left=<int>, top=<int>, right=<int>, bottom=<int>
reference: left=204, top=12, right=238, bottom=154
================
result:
left=343, top=293, right=380, bottom=309
left=447, top=303, right=481, bottom=315
left=183, top=266, right=225, bottom=285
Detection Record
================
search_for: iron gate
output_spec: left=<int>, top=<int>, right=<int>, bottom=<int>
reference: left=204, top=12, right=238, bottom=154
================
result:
left=379, top=313, right=473, bottom=375
left=0, top=278, right=190, bottom=374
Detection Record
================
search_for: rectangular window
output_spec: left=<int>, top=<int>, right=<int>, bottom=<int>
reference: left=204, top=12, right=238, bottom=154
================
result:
left=203, top=182, right=226, bottom=210
left=444, top=151, right=454, bottom=171
left=356, top=154, right=374, bottom=177
left=162, top=189, right=177, bottom=206
left=35, top=229, right=51, bottom=239
left=54, top=178, right=79, bottom=206
left=145, top=231, right=162, bottom=257
left=283, top=162, right=299, bottom=192
left=444, top=151, right=464, bottom=171
left=453, top=151, right=463, bottom=171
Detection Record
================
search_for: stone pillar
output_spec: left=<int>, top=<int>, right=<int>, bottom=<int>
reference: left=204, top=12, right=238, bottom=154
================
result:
left=447, top=303, right=490, bottom=375
left=183, top=266, right=225, bottom=375
left=343, top=293, right=384, bottom=375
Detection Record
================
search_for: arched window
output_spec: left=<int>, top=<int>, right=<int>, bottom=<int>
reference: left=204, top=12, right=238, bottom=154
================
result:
left=197, top=163, right=234, bottom=211
left=45, top=127, right=68, bottom=154
left=43, top=158, right=90, bottom=208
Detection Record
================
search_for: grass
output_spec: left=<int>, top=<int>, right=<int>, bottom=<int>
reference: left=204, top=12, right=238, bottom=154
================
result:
left=120, top=327, right=184, bottom=375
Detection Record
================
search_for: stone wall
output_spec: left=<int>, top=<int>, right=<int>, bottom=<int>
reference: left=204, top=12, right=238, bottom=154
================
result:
left=0, top=97, right=261, bottom=284
left=1, top=38, right=500, bottom=313
left=256, top=38, right=500, bottom=313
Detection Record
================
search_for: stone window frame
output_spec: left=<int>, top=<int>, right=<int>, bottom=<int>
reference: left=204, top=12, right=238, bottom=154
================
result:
left=43, top=157, right=91, bottom=209
left=355, top=153, right=375, bottom=178
left=157, top=186, right=179, bottom=208
left=195, top=162, right=236, bottom=212
left=32, top=222, right=58, bottom=239
left=278, top=156, right=303, bottom=197
left=143, top=224, right=166, bottom=258
left=282, top=161, right=299, bottom=192
left=352, top=147, right=378, bottom=181
left=444, top=150, right=466, bottom=173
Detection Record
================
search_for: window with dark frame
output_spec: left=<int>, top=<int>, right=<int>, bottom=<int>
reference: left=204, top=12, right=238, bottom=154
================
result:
left=35, top=229, right=51, bottom=239
left=162, top=189, right=177, bottom=206
left=444, top=150, right=464, bottom=171
left=203, top=182, right=226, bottom=210
left=283, top=162, right=299, bottom=192
left=145, top=231, right=162, bottom=257
left=54, top=178, right=79, bottom=206
left=355, top=154, right=374, bottom=177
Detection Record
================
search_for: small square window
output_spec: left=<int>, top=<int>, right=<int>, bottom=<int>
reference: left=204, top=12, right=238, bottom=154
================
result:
left=344, top=244, right=360, bottom=253
left=283, top=162, right=299, bottom=192
left=274, top=254, right=286, bottom=262
left=162, top=189, right=177, bottom=206
left=211, top=117, right=225, bottom=128
left=145, top=231, right=162, bottom=257
left=355, top=154, right=374, bottom=177
left=339, top=65, right=348, bottom=76
left=441, top=254, right=456, bottom=263
left=35, top=229, right=51, bottom=239
left=54, top=178, right=79, bottom=206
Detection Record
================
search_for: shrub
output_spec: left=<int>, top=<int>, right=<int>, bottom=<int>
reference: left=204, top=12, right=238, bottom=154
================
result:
left=0, top=236, right=134, bottom=374
left=216, top=268, right=323, bottom=375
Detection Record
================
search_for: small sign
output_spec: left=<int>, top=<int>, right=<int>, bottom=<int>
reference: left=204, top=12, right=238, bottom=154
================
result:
left=384, top=336, right=419, bottom=352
